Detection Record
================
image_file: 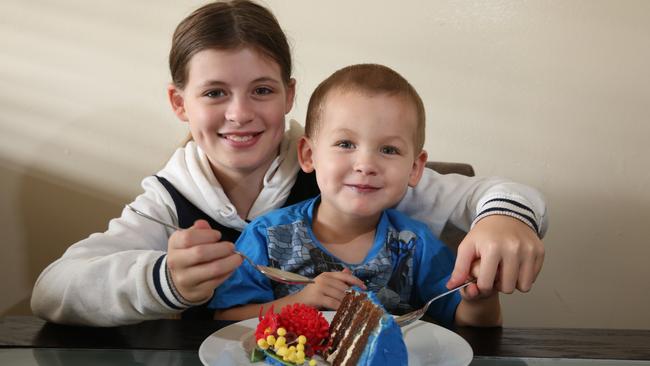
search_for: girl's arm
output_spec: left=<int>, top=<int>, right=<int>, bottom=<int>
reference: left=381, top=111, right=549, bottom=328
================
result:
left=31, top=176, right=192, bottom=326
left=398, top=169, right=547, bottom=295
left=396, top=168, right=547, bottom=237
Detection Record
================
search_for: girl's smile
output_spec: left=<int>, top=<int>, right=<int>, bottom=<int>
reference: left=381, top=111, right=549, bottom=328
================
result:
left=218, top=131, right=264, bottom=147
left=169, top=47, right=295, bottom=179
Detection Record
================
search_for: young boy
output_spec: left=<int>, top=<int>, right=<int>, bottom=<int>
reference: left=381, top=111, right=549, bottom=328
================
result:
left=210, top=64, right=501, bottom=327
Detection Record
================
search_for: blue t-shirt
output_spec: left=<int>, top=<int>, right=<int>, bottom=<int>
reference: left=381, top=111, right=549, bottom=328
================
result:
left=209, top=197, right=461, bottom=326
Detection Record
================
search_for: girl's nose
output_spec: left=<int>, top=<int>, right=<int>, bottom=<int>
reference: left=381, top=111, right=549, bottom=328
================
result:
left=225, top=97, right=254, bottom=126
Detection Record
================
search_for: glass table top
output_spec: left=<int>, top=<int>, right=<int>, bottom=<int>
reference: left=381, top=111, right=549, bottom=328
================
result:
left=2, top=349, right=650, bottom=366
left=471, top=357, right=650, bottom=366
left=0, top=348, right=202, bottom=366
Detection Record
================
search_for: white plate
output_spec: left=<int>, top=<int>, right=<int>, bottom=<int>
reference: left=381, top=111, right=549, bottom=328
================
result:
left=199, top=312, right=472, bottom=366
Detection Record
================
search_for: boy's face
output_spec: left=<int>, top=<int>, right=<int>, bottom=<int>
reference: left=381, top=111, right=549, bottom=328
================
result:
left=168, top=47, right=295, bottom=178
left=299, top=90, right=427, bottom=220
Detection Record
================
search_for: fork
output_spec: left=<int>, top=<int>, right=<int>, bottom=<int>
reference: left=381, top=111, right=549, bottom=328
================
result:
left=126, top=204, right=315, bottom=285
left=395, top=279, right=477, bottom=327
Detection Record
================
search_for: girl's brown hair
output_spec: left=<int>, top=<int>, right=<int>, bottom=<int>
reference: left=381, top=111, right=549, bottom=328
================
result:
left=169, top=0, right=292, bottom=89
left=305, top=64, right=426, bottom=152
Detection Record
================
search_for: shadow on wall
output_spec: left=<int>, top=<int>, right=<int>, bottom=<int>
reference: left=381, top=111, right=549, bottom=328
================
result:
left=1, top=158, right=127, bottom=316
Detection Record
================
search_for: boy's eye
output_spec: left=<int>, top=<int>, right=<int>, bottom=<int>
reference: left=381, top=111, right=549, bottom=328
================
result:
left=335, top=140, right=355, bottom=149
left=380, top=146, right=400, bottom=155
left=205, top=89, right=226, bottom=98
left=254, top=87, right=273, bottom=95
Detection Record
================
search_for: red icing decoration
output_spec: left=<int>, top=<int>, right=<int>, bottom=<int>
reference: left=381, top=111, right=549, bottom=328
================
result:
left=278, top=303, right=330, bottom=355
left=255, top=305, right=279, bottom=341
left=255, top=303, right=330, bottom=357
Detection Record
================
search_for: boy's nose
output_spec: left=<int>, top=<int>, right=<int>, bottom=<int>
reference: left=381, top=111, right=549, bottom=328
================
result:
left=354, top=153, right=378, bottom=176
left=225, top=97, right=254, bottom=125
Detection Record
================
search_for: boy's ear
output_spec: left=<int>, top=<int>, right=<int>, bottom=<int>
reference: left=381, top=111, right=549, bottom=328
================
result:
left=285, top=78, right=296, bottom=114
left=297, top=136, right=315, bottom=173
left=167, top=84, right=189, bottom=122
left=408, top=150, right=428, bottom=187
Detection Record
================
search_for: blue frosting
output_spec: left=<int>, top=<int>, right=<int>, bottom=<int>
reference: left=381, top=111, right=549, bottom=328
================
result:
left=354, top=288, right=408, bottom=366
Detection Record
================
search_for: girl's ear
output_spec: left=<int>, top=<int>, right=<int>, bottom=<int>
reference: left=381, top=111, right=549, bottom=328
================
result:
left=297, top=136, right=315, bottom=173
left=408, top=150, right=428, bottom=187
left=285, top=78, right=296, bottom=114
left=167, top=84, right=189, bottom=122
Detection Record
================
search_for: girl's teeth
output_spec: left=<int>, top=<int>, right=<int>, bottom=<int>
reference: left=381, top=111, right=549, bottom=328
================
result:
left=226, top=135, right=253, bottom=142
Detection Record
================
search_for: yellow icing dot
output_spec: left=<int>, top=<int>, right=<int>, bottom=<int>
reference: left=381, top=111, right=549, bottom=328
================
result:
left=298, top=335, right=307, bottom=344
left=256, top=338, right=269, bottom=350
left=288, top=353, right=297, bottom=363
left=266, top=335, right=276, bottom=345
left=296, top=344, right=304, bottom=351
left=275, top=336, right=286, bottom=347
left=309, top=360, right=317, bottom=366
left=277, top=327, right=287, bottom=336
left=276, top=346, right=288, bottom=356
left=288, top=345, right=296, bottom=353
left=296, top=350, right=305, bottom=359
left=264, top=327, right=272, bottom=335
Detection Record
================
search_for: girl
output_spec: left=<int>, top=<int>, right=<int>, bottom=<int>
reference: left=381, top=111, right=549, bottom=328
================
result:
left=31, top=0, right=546, bottom=326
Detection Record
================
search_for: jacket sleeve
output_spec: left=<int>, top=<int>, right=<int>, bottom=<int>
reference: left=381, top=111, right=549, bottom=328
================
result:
left=395, top=169, right=548, bottom=238
left=30, top=176, right=192, bottom=326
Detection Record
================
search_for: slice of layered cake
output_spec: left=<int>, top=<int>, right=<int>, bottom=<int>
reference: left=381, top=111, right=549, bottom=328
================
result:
left=251, top=288, right=407, bottom=366
left=326, top=288, right=407, bottom=366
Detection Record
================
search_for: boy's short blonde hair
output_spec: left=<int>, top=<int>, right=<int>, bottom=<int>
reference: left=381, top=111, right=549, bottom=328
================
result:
left=305, top=64, right=426, bottom=152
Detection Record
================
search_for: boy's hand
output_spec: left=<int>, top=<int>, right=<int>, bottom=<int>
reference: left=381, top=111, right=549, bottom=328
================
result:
left=447, top=215, right=545, bottom=297
left=294, top=268, right=366, bottom=310
left=167, top=220, right=243, bottom=303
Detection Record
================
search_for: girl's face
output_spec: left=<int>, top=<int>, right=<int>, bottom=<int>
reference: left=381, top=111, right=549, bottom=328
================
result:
left=169, top=47, right=295, bottom=178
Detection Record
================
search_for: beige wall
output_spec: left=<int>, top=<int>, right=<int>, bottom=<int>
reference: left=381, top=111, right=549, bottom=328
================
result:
left=1, top=1, right=649, bottom=329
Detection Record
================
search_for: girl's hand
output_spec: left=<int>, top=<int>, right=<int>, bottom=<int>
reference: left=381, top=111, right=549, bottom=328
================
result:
left=447, top=215, right=545, bottom=297
left=166, top=220, right=243, bottom=303
left=457, top=260, right=495, bottom=301
left=292, top=268, right=366, bottom=310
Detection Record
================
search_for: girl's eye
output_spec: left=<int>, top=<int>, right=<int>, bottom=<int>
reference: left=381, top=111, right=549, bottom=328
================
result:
left=380, top=146, right=400, bottom=155
left=205, top=89, right=226, bottom=98
left=335, top=140, right=355, bottom=149
left=254, top=87, right=273, bottom=95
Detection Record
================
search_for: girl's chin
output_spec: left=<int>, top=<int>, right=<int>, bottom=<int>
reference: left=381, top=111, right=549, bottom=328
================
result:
left=213, top=153, right=277, bottom=174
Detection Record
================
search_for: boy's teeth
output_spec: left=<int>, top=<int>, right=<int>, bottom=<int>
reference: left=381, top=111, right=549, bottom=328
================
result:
left=226, top=134, right=254, bottom=142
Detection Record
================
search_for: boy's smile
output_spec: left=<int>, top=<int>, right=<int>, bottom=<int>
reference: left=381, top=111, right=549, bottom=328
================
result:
left=299, top=90, right=427, bottom=225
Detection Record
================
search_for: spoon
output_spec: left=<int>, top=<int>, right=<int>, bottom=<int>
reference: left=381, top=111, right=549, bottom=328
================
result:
left=395, top=279, right=477, bottom=327
left=126, top=204, right=315, bottom=285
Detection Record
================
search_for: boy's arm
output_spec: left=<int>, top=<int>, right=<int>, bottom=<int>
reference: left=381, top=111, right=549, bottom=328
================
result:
left=454, top=258, right=502, bottom=326
left=215, top=292, right=303, bottom=320
left=412, top=226, right=463, bottom=328
left=215, top=269, right=367, bottom=321
left=455, top=292, right=502, bottom=327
